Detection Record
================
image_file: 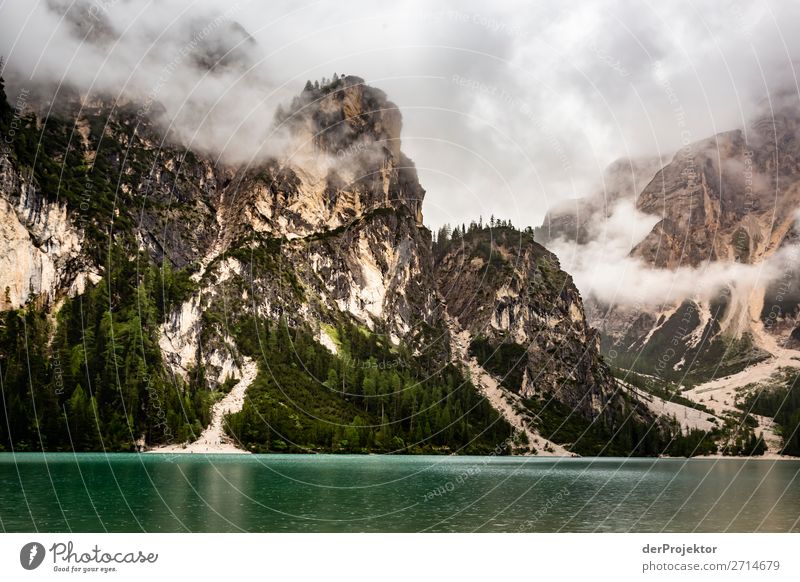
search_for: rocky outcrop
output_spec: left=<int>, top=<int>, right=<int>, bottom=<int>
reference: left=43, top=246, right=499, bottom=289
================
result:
left=632, top=112, right=800, bottom=268
left=0, top=151, right=96, bottom=309
left=435, top=226, right=628, bottom=422
left=229, top=75, right=424, bottom=241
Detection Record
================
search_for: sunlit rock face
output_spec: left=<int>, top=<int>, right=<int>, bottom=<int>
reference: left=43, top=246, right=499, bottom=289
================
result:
left=0, top=151, right=96, bottom=310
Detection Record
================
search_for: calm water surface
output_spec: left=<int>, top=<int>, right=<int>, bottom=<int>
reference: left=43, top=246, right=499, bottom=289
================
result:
left=1, top=454, right=798, bottom=532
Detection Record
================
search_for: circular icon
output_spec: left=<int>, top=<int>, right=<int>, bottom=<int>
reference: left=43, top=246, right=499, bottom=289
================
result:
left=20, top=542, right=46, bottom=570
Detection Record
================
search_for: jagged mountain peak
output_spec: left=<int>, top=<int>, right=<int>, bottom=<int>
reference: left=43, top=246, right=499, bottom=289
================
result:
left=231, top=75, right=426, bottom=241
left=282, top=75, right=402, bottom=159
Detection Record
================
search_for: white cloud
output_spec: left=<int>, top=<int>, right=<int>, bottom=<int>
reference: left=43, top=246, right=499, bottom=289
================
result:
left=1, top=0, right=799, bottom=228
left=549, top=200, right=799, bottom=309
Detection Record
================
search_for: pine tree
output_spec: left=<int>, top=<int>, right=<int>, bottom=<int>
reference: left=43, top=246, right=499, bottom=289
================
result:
left=326, top=368, right=340, bottom=392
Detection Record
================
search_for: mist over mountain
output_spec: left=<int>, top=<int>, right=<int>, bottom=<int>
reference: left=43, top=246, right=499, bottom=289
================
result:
left=4, top=0, right=800, bottom=228
left=3, top=64, right=695, bottom=456
left=539, top=97, right=800, bottom=454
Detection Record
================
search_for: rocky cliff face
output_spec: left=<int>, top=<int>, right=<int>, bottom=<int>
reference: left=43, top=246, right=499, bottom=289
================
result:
left=542, top=99, right=800, bottom=386
left=229, top=76, right=425, bottom=241
left=174, top=77, right=441, bottom=365
left=633, top=112, right=800, bottom=268
left=435, top=226, right=630, bottom=423
left=0, top=150, right=97, bottom=309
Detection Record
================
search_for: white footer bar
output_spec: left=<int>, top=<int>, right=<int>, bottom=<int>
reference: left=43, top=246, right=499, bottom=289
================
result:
left=0, top=533, right=796, bottom=581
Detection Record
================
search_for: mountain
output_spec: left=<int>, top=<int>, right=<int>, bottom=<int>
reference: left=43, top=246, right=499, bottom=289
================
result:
left=0, top=69, right=711, bottom=456
left=598, top=106, right=800, bottom=379
left=436, top=226, right=618, bottom=421
left=633, top=110, right=800, bottom=268
left=539, top=98, right=800, bottom=456
left=435, top=224, right=675, bottom=456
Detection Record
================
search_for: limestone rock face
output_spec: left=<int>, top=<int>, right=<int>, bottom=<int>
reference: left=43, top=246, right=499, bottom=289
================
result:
left=540, top=100, right=800, bottom=383
left=209, top=76, right=437, bottom=346
left=623, top=108, right=800, bottom=370
left=0, top=151, right=96, bottom=309
left=633, top=112, right=800, bottom=268
left=435, top=226, right=624, bottom=422
left=229, top=76, right=425, bottom=242
left=292, top=207, right=438, bottom=340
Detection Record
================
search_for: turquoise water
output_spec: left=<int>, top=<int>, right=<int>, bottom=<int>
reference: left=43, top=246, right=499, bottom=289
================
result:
left=0, top=454, right=798, bottom=532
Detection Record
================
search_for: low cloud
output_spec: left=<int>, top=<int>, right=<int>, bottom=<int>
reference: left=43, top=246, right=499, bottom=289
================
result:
left=0, top=0, right=298, bottom=166
left=549, top=200, right=797, bottom=309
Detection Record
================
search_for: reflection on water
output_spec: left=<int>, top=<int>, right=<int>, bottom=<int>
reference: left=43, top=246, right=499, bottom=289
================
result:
left=0, top=454, right=798, bottom=532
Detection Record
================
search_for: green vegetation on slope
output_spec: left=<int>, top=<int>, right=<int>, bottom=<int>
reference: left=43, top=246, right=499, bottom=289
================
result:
left=0, top=247, right=208, bottom=451
left=611, top=367, right=712, bottom=413
left=0, top=78, right=212, bottom=451
left=610, top=368, right=766, bottom=456
left=743, top=369, right=800, bottom=456
left=522, top=395, right=720, bottom=457
left=225, top=318, right=513, bottom=453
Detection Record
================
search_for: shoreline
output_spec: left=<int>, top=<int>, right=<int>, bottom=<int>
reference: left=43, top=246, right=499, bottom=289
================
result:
left=3, top=451, right=799, bottom=460
left=145, top=357, right=257, bottom=455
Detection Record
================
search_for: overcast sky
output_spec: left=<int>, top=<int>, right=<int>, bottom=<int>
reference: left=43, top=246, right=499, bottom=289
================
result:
left=2, top=0, right=799, bottom=229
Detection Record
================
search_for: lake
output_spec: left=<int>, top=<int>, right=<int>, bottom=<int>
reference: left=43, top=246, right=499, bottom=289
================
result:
left=1, top=454, right=798, bottom=532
